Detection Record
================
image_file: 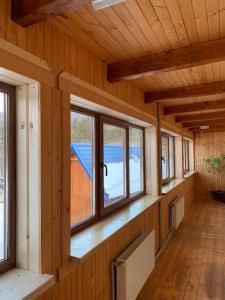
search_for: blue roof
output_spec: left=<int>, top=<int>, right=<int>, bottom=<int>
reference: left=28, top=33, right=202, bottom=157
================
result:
left=71, top=143, right=141, bottom=180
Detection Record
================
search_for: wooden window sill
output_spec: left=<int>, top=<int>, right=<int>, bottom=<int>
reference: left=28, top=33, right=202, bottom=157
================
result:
left=0, top=268, right=55, bottom=299
left=184, top=170, right=196, bottom=178
left=161, top=179, right=185, bottom=195
left=70, top=194, right=162, bottom=262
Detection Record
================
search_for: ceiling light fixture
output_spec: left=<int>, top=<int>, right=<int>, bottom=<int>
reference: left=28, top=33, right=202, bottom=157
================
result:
left=92, top=0, right=126, bottom=10
left=200, top=125, right=209, bottom=130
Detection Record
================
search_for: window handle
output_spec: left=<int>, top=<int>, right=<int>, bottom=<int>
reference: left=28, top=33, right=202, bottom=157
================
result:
left=101, top=162, right=108, bottom=176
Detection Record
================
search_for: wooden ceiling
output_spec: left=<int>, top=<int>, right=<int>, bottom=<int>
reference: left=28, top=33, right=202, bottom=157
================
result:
left=12, top=0, right=225, bottom=132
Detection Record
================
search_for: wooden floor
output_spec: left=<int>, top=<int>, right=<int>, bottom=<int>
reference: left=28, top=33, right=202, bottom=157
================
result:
left=137, top=198, right=225, bottom=300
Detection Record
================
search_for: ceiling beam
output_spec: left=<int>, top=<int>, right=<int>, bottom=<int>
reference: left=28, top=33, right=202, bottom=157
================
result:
left=145, top=81, right=225, bottom=103
left=183, top=119, right=225, bottom=128
left=192, top=128, right=225, bottom=133
left=164, top=99, right=225, bottom=115
left=175, top=111, right=225, bottom=123
left=11, top=0, right=89, bottom=26
left=108, top=38, right=225, bottom=82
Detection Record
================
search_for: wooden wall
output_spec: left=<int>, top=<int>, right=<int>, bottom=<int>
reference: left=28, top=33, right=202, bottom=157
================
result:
left=37, top=177, right=194, bottom=300
left=195, top=132, right=225, bottom=197
left=0, top=2, right=196, bottom=299
left=160, top=176, right=195, bottom=243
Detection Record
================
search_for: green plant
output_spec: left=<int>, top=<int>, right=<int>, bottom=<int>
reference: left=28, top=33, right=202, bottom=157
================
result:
left=203, top=155, right=225, bottom=191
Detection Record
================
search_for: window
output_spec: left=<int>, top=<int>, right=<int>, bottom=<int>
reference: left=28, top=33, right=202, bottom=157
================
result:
left=129, top=127, right=144, bottom=197
left=0, top=83, right=16, bottom=274
left=161, top=133, right=175, bottom=184
left=183, top=139, right=189, bottom=173
left=70, top=108, right=96, bottom=229
left=70, top=107, right=145, bottom=232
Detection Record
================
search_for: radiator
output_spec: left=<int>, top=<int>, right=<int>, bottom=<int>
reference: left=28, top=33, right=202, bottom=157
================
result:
left=170, top=196, right=184, bottom=230
left=113, top=230, right=155, bottom=300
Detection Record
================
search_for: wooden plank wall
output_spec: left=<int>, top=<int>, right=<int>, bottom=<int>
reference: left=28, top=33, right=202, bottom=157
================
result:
left=0, top=2, right=196, bottom=299
left=195, top=132, right=225, bottom=197
left=37, top=178, right=194, bottom=300
left=0, top=0, right=152, bottom=115
left=160, top=176, right=195, bottom=244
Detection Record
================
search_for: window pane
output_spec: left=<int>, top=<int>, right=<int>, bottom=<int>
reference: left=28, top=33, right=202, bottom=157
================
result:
left=162, top=136, right=169, bottom=180
left=183, top=140, right=189, bottom=172
left=169, top=136, right=175, bottom=178
left=70, top=111, right=95, bottom=227
left=0, top=93, right=5, bottom=261
left=103, top=124, right=126, bottom=207
left=129, top=127, right=144, bottom=196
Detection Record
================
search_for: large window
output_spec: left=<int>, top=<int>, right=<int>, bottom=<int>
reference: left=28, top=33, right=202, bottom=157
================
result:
left=161, top=133, right=175, bottom=184
left=70, top=107, right=145, bottom=232
left=0, top=83, right=15, bottom=274
left=183, top=139, right=189, bottom=173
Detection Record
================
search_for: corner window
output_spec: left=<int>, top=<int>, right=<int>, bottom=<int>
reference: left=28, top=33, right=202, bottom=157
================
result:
left=70, top=107, right=145, bottom=232
left=161, top=133, right=175, bottom=184
left=183, top=139, right=189, bottom=173
left=0, top=83, right=16, bottom=274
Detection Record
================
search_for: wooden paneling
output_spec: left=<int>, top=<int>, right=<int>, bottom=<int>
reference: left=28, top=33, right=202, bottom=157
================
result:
left=1, top=0, right=152, bottom=117
left=46, top=0, right=225, bottom=110
left=36, top=177, right=194, bottom=299
left=195, top=132, right=225, bottom=197
left=160, top=176, right=195, bottom=244
left=0, top=1, right=197, bottom=299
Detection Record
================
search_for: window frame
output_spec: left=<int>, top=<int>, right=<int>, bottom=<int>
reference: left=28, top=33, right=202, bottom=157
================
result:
left=70, top=105, right=99, bottom=233
left=0, top=82, right=16, bottom=275
left=161, top=132, right=175, bottom=185
left=183, top=139, right=190, bottom=174
left=70, top=106, right=146, bottom=234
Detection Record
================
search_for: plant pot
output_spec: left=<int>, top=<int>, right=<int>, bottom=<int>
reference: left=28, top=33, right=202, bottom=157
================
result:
left=211, top=190, right=225, bottom=202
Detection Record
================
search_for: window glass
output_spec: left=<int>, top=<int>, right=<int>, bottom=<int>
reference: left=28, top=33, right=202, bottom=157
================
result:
left=162, top=135, right=169, bottom=180
left=129, top=127, right=144, bottom=197
left=169, top=136, right=175, bottom=178
left=70, top=111, right=95, bottom=227
left=183, top=140, right=189, bottom=172
left=103, top=124, right=126, bottom=207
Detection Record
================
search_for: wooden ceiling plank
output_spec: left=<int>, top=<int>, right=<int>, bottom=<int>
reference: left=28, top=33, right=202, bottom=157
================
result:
left=101, top=7, right=143, bottom=57
left=112, top=4, right=153, bottom=54
left=108, top=38, right=225, bottom=82
left=125, top=1, right=162, bottom=53
left=137, top=0, right=171, bottom=51
left=76, top=6, right=129, bottom=61
left=175, top=111, right=225, bottom=123
left=150, top=0, right=181, bottom=49
left=177, top=0, right=200, bottom=45
left=11, top=0, right=89, bottom=26
left=145, top=80, right=225, bottom=102
left=164, top=0, right=190, bottom=47
left=84, top=5, right=136, bottom=60
left=164, top=99, right=225, bottom=115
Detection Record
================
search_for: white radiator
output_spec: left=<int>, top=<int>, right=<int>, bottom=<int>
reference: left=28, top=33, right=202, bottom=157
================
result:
left=113, top=230, right=155, bottom=300
left=170, top=196, right=184, bottom=230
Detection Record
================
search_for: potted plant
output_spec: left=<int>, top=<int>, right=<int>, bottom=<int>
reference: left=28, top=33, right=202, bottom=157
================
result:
left=203, top=154, right=225, bottom=202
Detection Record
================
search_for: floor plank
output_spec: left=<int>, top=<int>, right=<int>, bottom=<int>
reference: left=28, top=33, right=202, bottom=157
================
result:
left=137, top=198, right=225, bottom=300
